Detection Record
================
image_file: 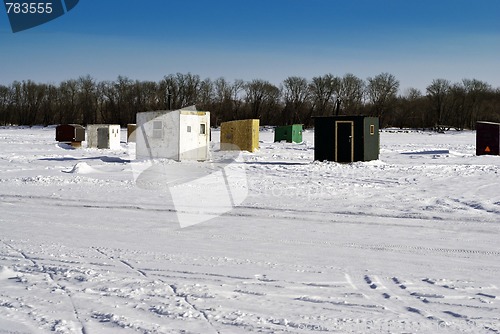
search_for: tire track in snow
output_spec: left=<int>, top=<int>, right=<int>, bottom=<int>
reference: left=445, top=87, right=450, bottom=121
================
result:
left=8, top=193, right=499, bottom=259
left=421, top=277, right=499, bottom=301
left=1, top=240, right=88, bottom=334
left=449, top=198, right=500, bottom=215
left=0, top=194, right=176, bottom=214
left=347, top=273, right=426, bottom=318
left=345, top=242, right=500, bottom=257
left=387, top=276, right=500, bottom=333
left=381, top=276, right=450, bottom=323
left=94, top=247, right=221, bottom=334
left=235, top=204, right=499, bottom=224
left=209, top=231, right=500, bottom=259
left=3, top=193, right=500, bottom=226
left=346, top=272, right=462, bottom=331
left=419, top=277, right=499, bottom=322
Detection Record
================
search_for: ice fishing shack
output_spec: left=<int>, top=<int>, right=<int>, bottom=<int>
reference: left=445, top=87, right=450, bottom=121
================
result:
left=476, top=121, right=500, bottom=156
left=220, top=119, right=259, bottom=152
left=135, top=108, right=210, bottom=161
left=55, top=124, right=85, bottom=148
left=274, top=124, right=303, bottom=143
left=314, top=116, right=379, bottom=162
left=87, top=124, right=121, bottom=149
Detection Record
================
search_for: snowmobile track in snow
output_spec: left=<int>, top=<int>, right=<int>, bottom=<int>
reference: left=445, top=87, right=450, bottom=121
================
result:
left=1, top=240, right=89, bottom=334
left=94, top=247, right=222, bottom=334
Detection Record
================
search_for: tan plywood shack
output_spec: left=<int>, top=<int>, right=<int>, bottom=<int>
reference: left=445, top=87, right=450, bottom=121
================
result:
left=220, top=119, right=259, bottom=152
left=127, top=124, right=137, bottom=142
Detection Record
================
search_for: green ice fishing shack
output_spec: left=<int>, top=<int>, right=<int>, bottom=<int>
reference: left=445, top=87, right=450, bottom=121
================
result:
left=274, top=124, right=303, bottom=143
left=314, top=116, right=379, bottom=162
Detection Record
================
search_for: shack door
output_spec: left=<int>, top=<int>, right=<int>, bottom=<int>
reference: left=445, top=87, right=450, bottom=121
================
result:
left=179, top=114, right=208, bottom=161
left=97, top=127, right=109, bottom=149
left=335, top=121, right=354, bottom=162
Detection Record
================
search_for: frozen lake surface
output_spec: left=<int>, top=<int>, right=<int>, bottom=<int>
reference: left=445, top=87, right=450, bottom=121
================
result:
left=0, top=126, right=499, bottom=333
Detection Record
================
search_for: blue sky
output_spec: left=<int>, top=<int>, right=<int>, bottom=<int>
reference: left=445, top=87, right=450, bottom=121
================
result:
left=1, top=0, right=499, bottom=93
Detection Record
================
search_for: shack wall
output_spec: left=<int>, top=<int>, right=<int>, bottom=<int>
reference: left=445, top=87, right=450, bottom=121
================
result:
left=221, top=119, right=259, bottom=152
left=136, top=111, right=180, bottom=160
left=363, top=117, right=380, bottom=161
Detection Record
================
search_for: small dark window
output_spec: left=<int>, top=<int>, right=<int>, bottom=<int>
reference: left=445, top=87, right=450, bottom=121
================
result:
left=187, top=126, right=192, bottom=133
left=370, top=125, right=375, bottom=135
left=200, top=124, right=206, bottom=135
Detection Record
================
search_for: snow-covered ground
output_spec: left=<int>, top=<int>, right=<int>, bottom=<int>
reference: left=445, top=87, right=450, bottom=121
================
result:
left=0, top=126, right=499, bottom=334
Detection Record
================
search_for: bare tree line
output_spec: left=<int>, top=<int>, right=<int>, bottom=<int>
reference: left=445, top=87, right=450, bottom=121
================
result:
left=1, top=72, right=499, bottom=129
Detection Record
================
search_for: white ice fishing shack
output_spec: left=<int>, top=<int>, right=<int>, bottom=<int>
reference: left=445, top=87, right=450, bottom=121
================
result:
left=87, top=124, right=121, bottom=149
left=135, top=108, right=210, bottom=161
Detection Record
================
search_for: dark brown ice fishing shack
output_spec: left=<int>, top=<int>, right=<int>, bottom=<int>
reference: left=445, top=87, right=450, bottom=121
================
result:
left=55, top=124, right=85, bottom=148
left=476, top=121, right=500, bottom=156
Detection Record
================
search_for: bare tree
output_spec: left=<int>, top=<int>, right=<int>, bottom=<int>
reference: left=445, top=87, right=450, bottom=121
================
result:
left=461, top=79, right=492, bottom=129
left=366, top=72, right=399, bottom=125
left=446, top=82, right=466, bottom=130
left=426, top=79, right=451, bottom=129
left=160, top=74, right=179, bottom=110
left=212, top=77, right=232, bottom=124
left=114, top=76, right=136, bottom=125
left=231, top=79, right=245, bottom=119
left=77, top=75, right=97, bottom=124
left=392, top=88, right=428, bottom=129
left=282, top=76, right=311, bottom=125
left=2, top=72, right=500, bottom=129
left=309, top=74, right=341, bottom=116
left=58, top=79, right=79, bottom=124
left=136, top=80, right=159, bottom=112
left=244, top=79, right=281, bottom=123
left=175, top=73, right=201, bottom=108
left=14, top=80, right=47, bottom=126
left=40, top=84, right=58, bottom=126
left=339, top=73, right=365, bottom=115
left=0, top=85, right=9, bottom=125
left=197, top=78, right=214, bottom=110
